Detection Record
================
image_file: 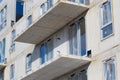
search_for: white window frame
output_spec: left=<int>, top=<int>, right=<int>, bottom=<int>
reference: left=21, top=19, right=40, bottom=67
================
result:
left=0, top=6, right=7, bottom=31
left=103, top=58, right=116, bottom=80
left=100, top=0, right=113, bottom=39
left=26, top=54, right=32, bottom=73
left=27, top=15, right=32, bottom=26
left=10, top=30, right=16, bottom=52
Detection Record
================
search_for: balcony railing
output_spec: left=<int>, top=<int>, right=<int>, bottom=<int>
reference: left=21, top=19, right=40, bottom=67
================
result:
left=15, top=0, right=90, bottom=44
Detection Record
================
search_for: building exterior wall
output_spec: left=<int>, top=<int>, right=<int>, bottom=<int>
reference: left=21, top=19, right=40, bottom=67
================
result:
left=0, top=0, right=120, bottom=80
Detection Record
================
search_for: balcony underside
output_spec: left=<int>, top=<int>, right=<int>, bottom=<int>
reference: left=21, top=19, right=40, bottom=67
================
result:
left=21, top=55, right=91, bottom=80
left=0, top=63, right=6, bottom=70
left=15, top=1, right=89, bottom=44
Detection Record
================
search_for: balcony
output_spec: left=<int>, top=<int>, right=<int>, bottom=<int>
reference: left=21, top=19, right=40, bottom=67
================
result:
left=15, top=0, right=90, bottom=44
left=21, top=54, right=91, bottom=80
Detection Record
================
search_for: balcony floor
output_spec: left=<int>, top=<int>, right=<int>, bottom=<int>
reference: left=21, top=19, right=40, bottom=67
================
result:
left=15, top=1, right=89, bottom=44
left=21, top=55, right=91, bottom=80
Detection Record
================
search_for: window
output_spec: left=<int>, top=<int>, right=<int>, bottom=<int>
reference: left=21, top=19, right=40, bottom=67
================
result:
left=0, top=39, right=5, bottom=63
left=27, top=15, right=32, bottom=26
left=68, top=69, right=87, bottom=80
left=10, top=30, right=16, bottom=52
left=69, top=18, right=86, bottom=56
left=26, top=54, right=32, bottom=72
left=103, top=58, right=116, bottom=80
left=0, top=0, right=2, bottom=3
left=41, top=3, right=47, bottom=15
left=10, top=64, right=15, bottom=80
left=40, top=39, right=53, bottom=64
left=47, top=0, right=53, bottom=10
left=69, top=0, right=89, bottom=4
left=100, top=0, right=112, bottom=38
left=0, top=6, right=7, bottom=31
left=16, top=1, right=24, bottom=22
left=0, top=70, right=3, bottom=80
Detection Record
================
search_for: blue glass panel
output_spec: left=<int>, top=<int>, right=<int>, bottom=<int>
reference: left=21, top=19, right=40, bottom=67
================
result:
left=0, top=0, right=2, bottom=3
left=0, top=39, right=5, bottom=63
left=102, top=23, right=112, bottom=38
left=81, top=33, right=86, bottom=56
left=0, top=71, right=3, bottom=80
left=79, top=18, right=86, bottom=56
left=16, top=1, right=24, bottom=21
left=40, top=44, right=46, bottom=64
left=47, top=0, right=53, bottom=10
left=16, top=1, right=23, bottom=15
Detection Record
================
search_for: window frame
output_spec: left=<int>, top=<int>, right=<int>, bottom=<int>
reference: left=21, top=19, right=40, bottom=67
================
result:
left=10, top=64, right=15, bottom=80
left=0, top=39, right=6, bottom=63
left=16, top=0, right=24, bottom=22
left=26, top=54, right=32, bottom=73
left=0, top=70, right=3, bottom=80
left=40, top=38, right=54, bottom=64
left=40, top=3, right=47, bottom=15
left=100, top=0, right=113, bottom=39
left=47, top=0, right=53, bottom=10
left=10, top=30, right=16, bottom=52
left=103, top=57, right=116, bottom=80
left=0, top=6, right=7, bottom=31
left=68, top=18, right=86, bottom=56
left=27, top=15, right=32, bottom=26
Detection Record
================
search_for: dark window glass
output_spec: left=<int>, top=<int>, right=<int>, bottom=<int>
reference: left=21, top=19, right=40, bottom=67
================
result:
left=16, top=1, right=24, bottom=22
left=26, top=54, right=32, bottom=72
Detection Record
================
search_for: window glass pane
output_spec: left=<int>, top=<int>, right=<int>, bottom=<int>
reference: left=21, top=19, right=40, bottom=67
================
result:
left=27, top=15, right=32, bottom=26
left=104, top=59, right=116, bottom=80
left=16, top=1, right=24, bottom=22
left=3, top=6, right=7, bottom=23
left=0, top=12, right=2, bottom=30
left=102, top=23, right=112, bottom=38
left=41, top=3, right=46, bottom=15
left=67, top=69, right=87, bottom=80
left=10, top=64, right=14, bottom=80
left=0, top=6, right=7, bottom=30
left=102, top=1, right=112, bottom=25
left=0, top=0, right=2, bottom=3
left=26, top=54, right=32, bottom=72
left=0, top=42, right=2, bottom=63
left=40, top=44, right=46, bottom=64
left=79, top=0, right=84, bottom=4
left=69, top=18, right=86, bottom=56
left=10, top=30, right=16, bottom=52
left=0, top=71, right=3, bottom=80
left=46, top=39, right=53, bottom=61
left=69, top=0, right=76, bottom=2
left=69, top=24, right=78, bottom=55
left=101, top=1, right=112, bottom=38
left=0, top=39, right=5, bottom=63
left=79, top=18, right=86, bottom=56
left=47, top=0, right=53, bottom=10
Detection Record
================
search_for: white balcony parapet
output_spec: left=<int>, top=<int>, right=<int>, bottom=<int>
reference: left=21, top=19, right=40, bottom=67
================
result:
left=21, top=53, right=91, bottom=80
left=15, top=0, right=90, bottom=44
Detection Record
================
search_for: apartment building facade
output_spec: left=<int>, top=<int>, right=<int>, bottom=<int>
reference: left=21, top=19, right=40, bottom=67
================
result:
left=0, top=0, right=120, bottom=80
